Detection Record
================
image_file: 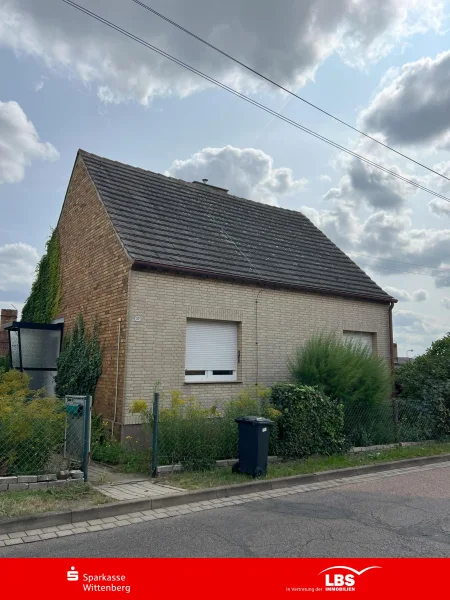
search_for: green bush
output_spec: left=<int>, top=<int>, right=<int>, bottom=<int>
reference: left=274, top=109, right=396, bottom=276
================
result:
left=396, top=333, right=450, bottom=440
left=270, top=383, right=345, bottom=458
left=288, top=333, right=392, bottom=444
left=0, top=370, right=65, bottom=474
left=55, top=314, right=102, bottom=398
left=0, top=355, right=10, bottom=375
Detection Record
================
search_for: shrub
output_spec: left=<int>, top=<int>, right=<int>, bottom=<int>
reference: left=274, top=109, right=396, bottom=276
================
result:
left=288, top=333, right=392, bottom=444
left=396, top=333, right=450, bottom=440
left=0, top=354, right=10, bottom=375
left=0, top=370, right=65, bottom=474
left=136, top=386, right=277, bottom=470
left=55, top=314, right=102, bottom=398
left=270, top=383, right=345, bottom=458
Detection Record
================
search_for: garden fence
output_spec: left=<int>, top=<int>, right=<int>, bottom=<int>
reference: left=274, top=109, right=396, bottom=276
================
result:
left=152, top=396, right=444, bottom=472
left=0, top=395, right=91, bottom=479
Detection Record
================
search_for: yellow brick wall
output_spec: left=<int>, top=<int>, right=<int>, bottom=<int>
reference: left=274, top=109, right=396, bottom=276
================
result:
left=57, top=157, right=131, bottom=423
left=123, top=269, right=391, bottom=424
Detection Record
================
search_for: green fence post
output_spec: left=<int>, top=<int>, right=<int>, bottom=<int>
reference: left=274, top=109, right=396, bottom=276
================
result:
left=151, top=391, right=160, bottom=478
left=82, top=395, right=92, bottom=482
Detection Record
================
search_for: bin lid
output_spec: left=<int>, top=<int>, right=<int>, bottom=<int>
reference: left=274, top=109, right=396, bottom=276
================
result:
left=234, top=415, right=274, bottom=426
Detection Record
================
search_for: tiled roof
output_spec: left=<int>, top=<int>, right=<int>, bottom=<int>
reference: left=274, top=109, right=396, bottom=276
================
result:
left=80, top=150, right=394, bottom=302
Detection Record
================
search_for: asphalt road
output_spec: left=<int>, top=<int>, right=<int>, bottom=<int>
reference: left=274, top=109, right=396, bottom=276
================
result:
left=2, top=466, right=450, bottom=558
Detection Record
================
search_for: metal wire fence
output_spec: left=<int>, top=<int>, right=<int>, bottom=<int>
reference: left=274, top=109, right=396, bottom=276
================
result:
left=0, top=395, right=90, bottom=477
left=153, top=396, right=445, bottom=471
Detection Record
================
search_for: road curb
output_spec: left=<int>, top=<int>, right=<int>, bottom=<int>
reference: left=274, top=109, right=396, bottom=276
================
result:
left=1, top=452, right=449, bottom=534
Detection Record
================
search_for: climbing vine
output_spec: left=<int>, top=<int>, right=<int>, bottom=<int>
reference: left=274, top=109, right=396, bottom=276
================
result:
left=55, top=314, right=102, bottom=398
left=22, top=230, right=61, bottom=323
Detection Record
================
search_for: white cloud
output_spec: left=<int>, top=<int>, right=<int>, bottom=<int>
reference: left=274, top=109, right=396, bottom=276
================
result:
left=393, top=309, right=448, bottom=355
left=360, top=51, right=450, bottom=147
left=167, top=146, right=307, bottom=204
left=319, top=174, right=332, bottom=182
left=0, top=243, right=39, bottom=293
left=0, top=100, right=58, bottom=183
left=428, top=198, right=450, bottom=218
left=441, top=298, right=450, bottom=310
left=384, top=286, right=428, bottom=301
left=0, top=0, right=445, bottom=105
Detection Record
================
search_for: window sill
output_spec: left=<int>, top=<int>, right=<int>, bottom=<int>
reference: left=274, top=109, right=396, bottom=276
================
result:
left=184, top=380, right=243, bottom=385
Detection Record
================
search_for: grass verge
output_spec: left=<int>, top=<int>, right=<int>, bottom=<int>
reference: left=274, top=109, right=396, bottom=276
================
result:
left=0, top=484, right=110, bottom=520
left=161, top=441, right=450, bottom=490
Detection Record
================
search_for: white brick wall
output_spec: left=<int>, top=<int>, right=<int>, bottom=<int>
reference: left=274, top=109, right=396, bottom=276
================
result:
left=122, top=270, right=391, bottom=424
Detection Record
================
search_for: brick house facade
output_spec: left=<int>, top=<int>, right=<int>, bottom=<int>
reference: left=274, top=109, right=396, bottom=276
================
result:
left=55, top=150, right=396, bottom=438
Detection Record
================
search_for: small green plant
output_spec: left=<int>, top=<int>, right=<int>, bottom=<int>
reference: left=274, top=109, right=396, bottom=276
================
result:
left=0, top=354, right=10, bottom=375
left=270, top=383, right=345, bottom=459
left=55, top=314, right=102, bottom=398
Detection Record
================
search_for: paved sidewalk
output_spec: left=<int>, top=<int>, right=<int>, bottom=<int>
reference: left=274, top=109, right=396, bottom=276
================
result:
left=1, top=461, right=448, bottom=548
left=95, top=480, right=184, bottom=501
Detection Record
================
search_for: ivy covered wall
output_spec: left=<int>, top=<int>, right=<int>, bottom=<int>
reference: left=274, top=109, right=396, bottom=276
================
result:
left=22, top=230, right=61, bottom=323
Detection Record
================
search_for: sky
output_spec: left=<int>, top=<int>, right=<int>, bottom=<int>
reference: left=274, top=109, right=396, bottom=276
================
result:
left=1, top=0, right=450, bottom=357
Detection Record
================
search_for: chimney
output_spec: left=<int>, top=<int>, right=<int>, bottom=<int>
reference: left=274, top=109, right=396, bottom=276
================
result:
left=0, top=309, right=17, bottom=357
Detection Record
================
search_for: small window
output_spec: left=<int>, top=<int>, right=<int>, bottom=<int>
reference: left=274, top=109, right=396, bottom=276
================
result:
left=343, top=331, right=373, bottom=352
left=185, top=319, right=238, bottom=382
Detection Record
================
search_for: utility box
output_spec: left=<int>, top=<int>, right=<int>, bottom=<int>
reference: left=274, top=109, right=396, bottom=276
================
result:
left=232, top=416, right=274, bottom=478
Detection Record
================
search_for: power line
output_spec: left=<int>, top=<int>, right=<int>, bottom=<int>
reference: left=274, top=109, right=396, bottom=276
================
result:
left=60, top=0, right=450, bottom=205
left=131, top=0, right=450, bottom=185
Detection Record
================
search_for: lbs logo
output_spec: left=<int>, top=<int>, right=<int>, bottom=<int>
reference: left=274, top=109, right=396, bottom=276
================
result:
left=319, top=566, right=381, bottom=591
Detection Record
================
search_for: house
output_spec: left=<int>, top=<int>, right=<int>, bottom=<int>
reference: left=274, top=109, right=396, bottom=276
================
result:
left=54, top=150, right=396, bottom=438
left=0, top=309, right=17, bottom=357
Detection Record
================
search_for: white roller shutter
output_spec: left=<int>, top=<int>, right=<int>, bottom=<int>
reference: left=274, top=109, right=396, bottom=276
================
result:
left=343, top=331, right=373, bottom=352
left=186, top=320, right=237, bottom=371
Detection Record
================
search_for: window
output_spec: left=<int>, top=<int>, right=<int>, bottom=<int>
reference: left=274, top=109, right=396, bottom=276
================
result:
left=343, top=331, right=373, bottom=352
left=185, top=319, right=238, bottom=382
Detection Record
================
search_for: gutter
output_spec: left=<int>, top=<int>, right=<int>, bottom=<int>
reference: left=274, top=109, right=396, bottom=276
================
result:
left=388, top=301, right=395, bottom=370
left=131, top=259, right=398, bottom=305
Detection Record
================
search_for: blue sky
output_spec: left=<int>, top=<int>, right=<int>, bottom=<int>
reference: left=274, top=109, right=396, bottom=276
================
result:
left=1, top=0, right=450, bottom=356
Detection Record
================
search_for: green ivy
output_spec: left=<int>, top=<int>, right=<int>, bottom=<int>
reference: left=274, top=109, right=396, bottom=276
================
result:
left=55, top=314, right=102, bottom=398
left=22, top=230, right=61, bottom=323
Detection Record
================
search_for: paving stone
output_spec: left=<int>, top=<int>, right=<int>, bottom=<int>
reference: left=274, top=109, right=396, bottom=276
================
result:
left=0, top=541, right=5, bottom=547
left=87, top=519, right=104, bottom=525
left=72, top=521, right=89, bottom=528
left=141, top=515, right=156, bottom=521
left=72, top=527, right=89, bottom=534
left=141, top=510, right=155, bottom=516
left=42, top=526, right=59, bottom=533
left=0, top=534, right=10, bottom=541
left=56, top=530, right=74, bottom=537
left=39, top=533, right=57, bottom=540
left=116, top=514, right=133, bottom=521
left=8, top=531, right=26, bottom=539
left=57, top=524, right=75, bottom=531
left=86, top=525, right=103, bottom=532
left=102, top=517, right=118, bottom=523
left=23, top=535, right=41, bottom=544
left=128, top=517, right=144, bottom=524
left=115, top=520, right=132, bottom=527
left=5, top=538, right=23, bottom=546
left=100, top=523, right=117, bottom=530
left=37, top=474, right=57, bottom=482
left=0, top=476, right=17, bottom=485
left=17, top=475, right=37, bottom=483
left=8, top=483, right=29, bottom=491
left=28, top=482, right=48, bottom=490
left=128, top=512, right=145, bottom=518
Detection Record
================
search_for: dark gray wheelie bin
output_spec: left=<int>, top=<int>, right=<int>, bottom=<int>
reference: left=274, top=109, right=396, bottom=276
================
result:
left=232, top=416, right=274, bottom=477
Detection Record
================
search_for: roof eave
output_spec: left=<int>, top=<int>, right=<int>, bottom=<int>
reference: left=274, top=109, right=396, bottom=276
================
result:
left=131, top=259, right=397, bottom=304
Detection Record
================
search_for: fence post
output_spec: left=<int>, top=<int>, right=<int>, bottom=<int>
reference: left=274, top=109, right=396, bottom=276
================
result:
left=82, top=395, right=92, bottom=482
left=151, top=391, right=160, bottom=478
